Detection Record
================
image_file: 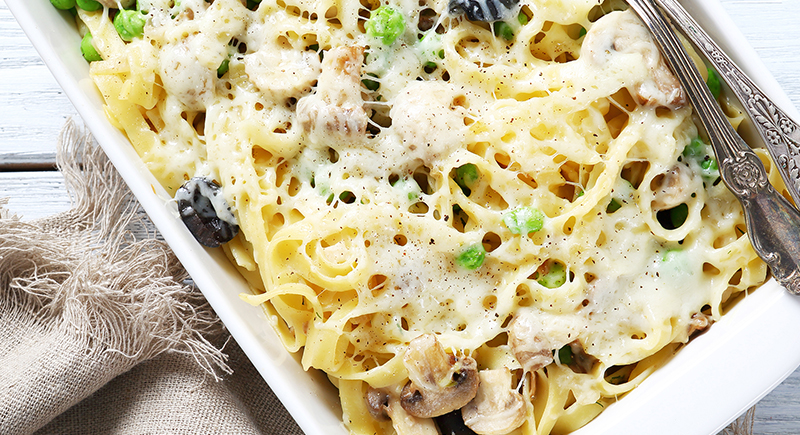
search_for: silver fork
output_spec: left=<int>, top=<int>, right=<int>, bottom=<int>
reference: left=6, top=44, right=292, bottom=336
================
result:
left=655, top=0, right=800, bottom=208
left=626, top=0, right=800, bottom=294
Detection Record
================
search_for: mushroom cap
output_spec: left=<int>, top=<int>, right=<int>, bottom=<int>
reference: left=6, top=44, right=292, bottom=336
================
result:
left=365, top=387, right=391, bottom=421
left=461, top=369, right=526, bottom=435
left=176, top=177, right=239, bottom=247
left=399, top=334, right=479, bottom=418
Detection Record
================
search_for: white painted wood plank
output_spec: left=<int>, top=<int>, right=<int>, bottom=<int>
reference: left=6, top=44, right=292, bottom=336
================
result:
left=0, top=0, right=79, bottom=159
left=718, top=0, right=800, bottom=111
left=0, top=172, right=72, bottom=220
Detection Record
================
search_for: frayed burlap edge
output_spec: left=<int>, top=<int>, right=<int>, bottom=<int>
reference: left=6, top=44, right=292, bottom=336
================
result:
left=721, top=406, right=755, bottom=435
left=0, top=120, right=230, bottom=434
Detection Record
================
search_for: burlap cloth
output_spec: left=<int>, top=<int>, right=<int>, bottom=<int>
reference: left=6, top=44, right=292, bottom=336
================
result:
left=0, top=122, right=753, bottom=434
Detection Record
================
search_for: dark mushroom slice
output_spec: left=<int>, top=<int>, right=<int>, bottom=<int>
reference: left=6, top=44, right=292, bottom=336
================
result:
left=176, top=177, right=239, bottom=247
left=447, top=0, right=519, bottom=22
left=400, top=334, right=479, bottom=418
left=461, top=368, right=526, bottom=435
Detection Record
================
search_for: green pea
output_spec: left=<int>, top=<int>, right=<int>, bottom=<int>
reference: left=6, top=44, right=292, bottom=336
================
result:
left=668, top=203, right=689, bottom=228
left=606, top=198, right=622, bottom=213
left=558, top=344, right=573, bottom=365
left=454, top=163, right=479, bottom=194
left=503, top=206, right=545, bottom=234
left=700, top=157, right=719, bottom=182
left=706, top=67, right=722, bottom=99
left=217, top=58, right=230, bottom=77
left=75, top=0, right=102, bottom=11
left=494, top=21, right=514, bottom=41
left=366, top=6, right=405, bottom=45
left=682, top=137, right=706, bottom=159
left=362, top=73, right=380, bottom=91
left=456, top=244, right=486, bottom=270
left=50, top=0, right=76, bottom=10
left=682, top=137, right=719, bottom=185
left=114, top=9, right=146, bottom=42
left=494, top=13, right=527, bottom=41
left=392, top=177, right=422, bottom=202
left=80, top=32, right=102, bottom=62
left=536, top=262, right=566, bottom=288
left=662, top=249, right=682, bottom=263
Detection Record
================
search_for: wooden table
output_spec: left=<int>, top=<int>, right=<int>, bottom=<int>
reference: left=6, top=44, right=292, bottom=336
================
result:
left=2, top=0, right=800, bottom=432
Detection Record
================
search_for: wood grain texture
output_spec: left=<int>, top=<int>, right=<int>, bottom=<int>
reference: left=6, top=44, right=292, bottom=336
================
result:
left=0, top=0, right=78, bottom=158
left=1, top=0, right=799, bottom=433
left=0, top=171, right=72, bottom=219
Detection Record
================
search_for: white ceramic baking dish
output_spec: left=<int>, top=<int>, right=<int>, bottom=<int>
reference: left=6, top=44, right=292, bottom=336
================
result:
left=8, top=0, right=800, bottom=433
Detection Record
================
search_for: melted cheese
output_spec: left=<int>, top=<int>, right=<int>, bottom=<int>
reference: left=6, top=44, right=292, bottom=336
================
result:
left=78, top=0, right=777, bottom=433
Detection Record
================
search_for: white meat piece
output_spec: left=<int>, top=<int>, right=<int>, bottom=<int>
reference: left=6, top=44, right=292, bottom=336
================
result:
left=244, top=45, right=321, bottom=100
left=158, top=37, right=215, bottom=111
left=389, top=81, right=470, bottom=165
left=508, top=311, right=579, bottom=373
left=582, top=10, right=685, bottom=109
left=296, top=46, right=367, bottom=141
left=651, top=164, right=698, bottom=210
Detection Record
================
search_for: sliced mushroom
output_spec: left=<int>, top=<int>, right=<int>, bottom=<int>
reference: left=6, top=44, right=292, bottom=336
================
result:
left=366, top=387, right=391, bottom=421
left=582, top=10, right=685, bottom=109
left=461, top=369, right=526, bottom=435
left=400, top=334, right=479, bottom=418
left=687, top=312, right=713, bottom=337
left=389, top=395, right=441, bottom=435
left=176, top=177, right=239, bottom=247
left=367, top=387, right=440, bottom=435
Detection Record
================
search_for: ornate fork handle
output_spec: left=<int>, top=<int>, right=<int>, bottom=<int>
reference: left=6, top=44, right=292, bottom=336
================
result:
left=626, top=0, right=800, bottom=294
left=655, top=0, right=800, bottom=208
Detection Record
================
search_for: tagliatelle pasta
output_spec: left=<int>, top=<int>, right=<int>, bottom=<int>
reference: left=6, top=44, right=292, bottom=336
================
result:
left=67, top=0, right=787, bottom=432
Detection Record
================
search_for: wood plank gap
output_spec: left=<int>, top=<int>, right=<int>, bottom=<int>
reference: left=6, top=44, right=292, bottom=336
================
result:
left=0, top=162, right=58, bottom=171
